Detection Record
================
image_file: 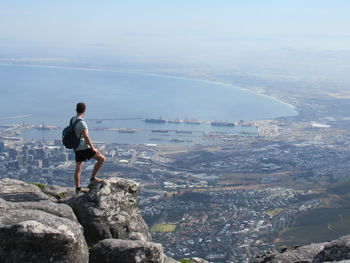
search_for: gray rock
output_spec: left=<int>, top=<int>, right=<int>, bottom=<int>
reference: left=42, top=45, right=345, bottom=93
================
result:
left=313, top=235, right=350, bottom=263
left=254, top=235, right=350, bottom=263
left=41, top=184, right=76, bottom=200
left=324, top=261, right=350, bottom=263
left=0, top=178, right=54, bottom=202
left=253, top=243, right=326, bottom=263
left=0, top=178, right=207, bottom=263
left=89, top=239, right=164, bottom=263
left=0, top=178, right=88, bottom=263
left=0, top=209, right=89, bottom=263
left=0, top=178, right=77, bottom=222
left=64, top=178, right=151, bottom=246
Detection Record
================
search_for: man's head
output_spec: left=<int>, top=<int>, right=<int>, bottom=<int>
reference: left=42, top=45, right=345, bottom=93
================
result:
left=76, top=102, right=86, bottom=114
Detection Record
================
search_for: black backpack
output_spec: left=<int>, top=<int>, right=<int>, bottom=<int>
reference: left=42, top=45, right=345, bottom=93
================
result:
left=62, top=118, right=82, bottom=149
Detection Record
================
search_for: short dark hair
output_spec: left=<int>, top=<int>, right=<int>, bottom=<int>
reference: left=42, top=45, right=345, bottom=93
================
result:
left=76, top=102, right=86, bottom=114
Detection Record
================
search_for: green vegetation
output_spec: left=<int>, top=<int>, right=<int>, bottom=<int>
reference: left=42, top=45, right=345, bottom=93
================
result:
left=179, top=260, right=195, bottom=263
left=58, top=192, right=66, bottom=199
left=31, top=182, right=46, bottom=190
left=276, top=207, right=350, bottom=248
left=327, top=178, right=350, bottom=195
left=150, top=224, right=177, bottom=232
left=265, top=208, right=283, bottom=216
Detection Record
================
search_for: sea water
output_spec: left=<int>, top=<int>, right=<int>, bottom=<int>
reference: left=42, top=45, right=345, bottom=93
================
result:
left=0, top=65, right=297, bottom=145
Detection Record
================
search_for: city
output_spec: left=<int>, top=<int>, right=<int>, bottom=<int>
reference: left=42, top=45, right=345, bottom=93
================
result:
left=2, top=1, right=350, bottom=262
left=2, top=83, right=350, bottom=262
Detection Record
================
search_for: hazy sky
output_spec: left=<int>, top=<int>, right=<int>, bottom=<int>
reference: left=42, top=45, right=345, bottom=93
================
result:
left=1, top=0, right=350, bottom=63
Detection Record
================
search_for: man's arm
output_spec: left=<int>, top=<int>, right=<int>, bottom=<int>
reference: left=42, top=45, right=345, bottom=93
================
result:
left=82, top=129, right=100, bottom=154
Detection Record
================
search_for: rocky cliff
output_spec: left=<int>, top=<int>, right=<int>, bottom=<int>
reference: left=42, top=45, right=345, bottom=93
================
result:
left=254, top=235, right=350, bottom=263
left=5, top=177, right=350, bottom=263
left=0, top=178, right=182, bottom=263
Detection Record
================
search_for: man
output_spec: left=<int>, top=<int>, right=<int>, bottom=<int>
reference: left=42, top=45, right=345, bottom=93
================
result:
left=72, top=102, right=106, bottom=194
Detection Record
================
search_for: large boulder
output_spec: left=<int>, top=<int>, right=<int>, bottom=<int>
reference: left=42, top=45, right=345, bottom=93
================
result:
left=0, top=178, right=89, bottom=263
left=313, top=235, right=350, bottom=263
left=41, top=184, right=76, bottom=200
left=89, top=239, right=164, bottom=263
left=254, top=235, right=350, bottom=263
left=0, top=178, right=77, bottom=222
left=253, top=243, right=326, bottom=263
left=63, top=178, right=151, bottom=246
left=0, top=211, right=88, bottom=263
left=0, top=178, right=54, bottom=202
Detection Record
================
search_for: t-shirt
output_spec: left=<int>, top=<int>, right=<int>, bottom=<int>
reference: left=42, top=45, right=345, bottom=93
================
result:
left=71, top=116, right=89, bottom=151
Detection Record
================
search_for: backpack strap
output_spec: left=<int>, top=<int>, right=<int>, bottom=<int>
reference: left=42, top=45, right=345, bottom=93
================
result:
left=70, top=118, right=83, bottom=139
left=72, top=118, right=82, bottom=128
left=70, top=117, right=83, bottom=128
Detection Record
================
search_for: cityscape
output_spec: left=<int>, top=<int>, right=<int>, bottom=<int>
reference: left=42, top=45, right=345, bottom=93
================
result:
left=2, top=1, right=350, bottom=262
left=2, top=76, right=350, bottom=262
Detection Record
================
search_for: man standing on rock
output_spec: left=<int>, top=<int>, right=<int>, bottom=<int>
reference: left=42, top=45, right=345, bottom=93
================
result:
left=72, top=102, right=106, bottom=194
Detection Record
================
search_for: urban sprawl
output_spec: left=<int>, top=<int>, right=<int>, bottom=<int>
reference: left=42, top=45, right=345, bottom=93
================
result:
left=2, top=72, right=350, bottom=263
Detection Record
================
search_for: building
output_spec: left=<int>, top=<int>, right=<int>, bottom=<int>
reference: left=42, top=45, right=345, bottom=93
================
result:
left=8, top=148, right=17, bottom=160
left=0, top=141, right=5, bottom=152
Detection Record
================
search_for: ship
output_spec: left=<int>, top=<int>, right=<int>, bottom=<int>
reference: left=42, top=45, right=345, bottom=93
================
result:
left=118, top=128, right=137, bottom=133
left=152, top=130, right=169, bottom=133
left=170, top=138, right=185, bottom=143
left=238, top=120, right=253, bottom=126
left=144, top=118, right=166, bottom=123
left=211, top=121, right=236, bottom=127
left=168, top=119, right=183, bottom=124
left=175, top=130, right=192, bottom=134
left=183, top=119, right=201, bottom=125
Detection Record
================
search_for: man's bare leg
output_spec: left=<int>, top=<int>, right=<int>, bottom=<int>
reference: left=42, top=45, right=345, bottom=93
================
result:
left=90, top=153, right=106, bottom=181
left=74, top=162, right=83, bottom=188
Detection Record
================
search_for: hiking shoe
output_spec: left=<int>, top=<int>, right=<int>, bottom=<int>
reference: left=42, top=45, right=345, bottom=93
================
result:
left=75, top=187, right=89, bottom=195
left=90, top=177, right=103, bottom=183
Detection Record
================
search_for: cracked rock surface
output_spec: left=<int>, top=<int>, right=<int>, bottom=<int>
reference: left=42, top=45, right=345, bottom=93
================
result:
left=0, top=178, right=88, bottom=263
left=63, top=178, right=151, bottom=246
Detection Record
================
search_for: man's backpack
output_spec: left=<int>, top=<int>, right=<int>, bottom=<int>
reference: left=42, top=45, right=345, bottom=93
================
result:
left=62, top=118, right=82, bottom=149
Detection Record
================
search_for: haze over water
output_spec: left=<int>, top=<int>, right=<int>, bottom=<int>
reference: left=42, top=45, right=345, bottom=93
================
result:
left=0, top=65, right=297, bottom=144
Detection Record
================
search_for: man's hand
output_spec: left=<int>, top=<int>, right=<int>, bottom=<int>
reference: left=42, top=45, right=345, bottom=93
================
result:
left=82, top=129, right=98, bottom=153
left=92, top=147, right=101, bottom=155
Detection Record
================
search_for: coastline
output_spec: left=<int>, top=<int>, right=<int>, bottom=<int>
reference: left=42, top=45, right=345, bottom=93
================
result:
left=0, top=63, right=298, bottom=120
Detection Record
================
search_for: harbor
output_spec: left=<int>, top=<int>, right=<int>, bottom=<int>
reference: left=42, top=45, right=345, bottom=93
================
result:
left=0, top=116, right=262, bottom=146
left=144, top=117, right=253, bottom=127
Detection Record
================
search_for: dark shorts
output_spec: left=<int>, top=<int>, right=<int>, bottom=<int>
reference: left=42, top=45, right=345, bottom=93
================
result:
left=75, top=148, right=96, bottom=162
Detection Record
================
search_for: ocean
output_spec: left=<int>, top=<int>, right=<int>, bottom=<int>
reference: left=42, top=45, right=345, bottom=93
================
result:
left=0, top=64, right=297, bottom=145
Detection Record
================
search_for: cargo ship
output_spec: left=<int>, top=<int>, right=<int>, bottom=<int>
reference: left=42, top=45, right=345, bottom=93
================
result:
left=168, top=119, right=183, bottom=124
left=211, top=121, right=236, bottom=127
left=170, top=138, right=185, bottom=143
left=151, top=130, right=169, bottom=133
left=118, top=128, right=137, bottom=133
left=183, top=119, right=201, bottom=125
left=144, top=118, right=166, bottom=123
left=175, top=130, right=192, bottom=134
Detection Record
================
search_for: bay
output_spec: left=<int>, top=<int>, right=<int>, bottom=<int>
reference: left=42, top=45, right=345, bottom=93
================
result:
left=0, top=65, right=297, bottom=145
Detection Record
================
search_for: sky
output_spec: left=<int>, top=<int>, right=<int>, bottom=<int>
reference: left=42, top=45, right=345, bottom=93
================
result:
left=1, top=0, right=350, bottom=64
